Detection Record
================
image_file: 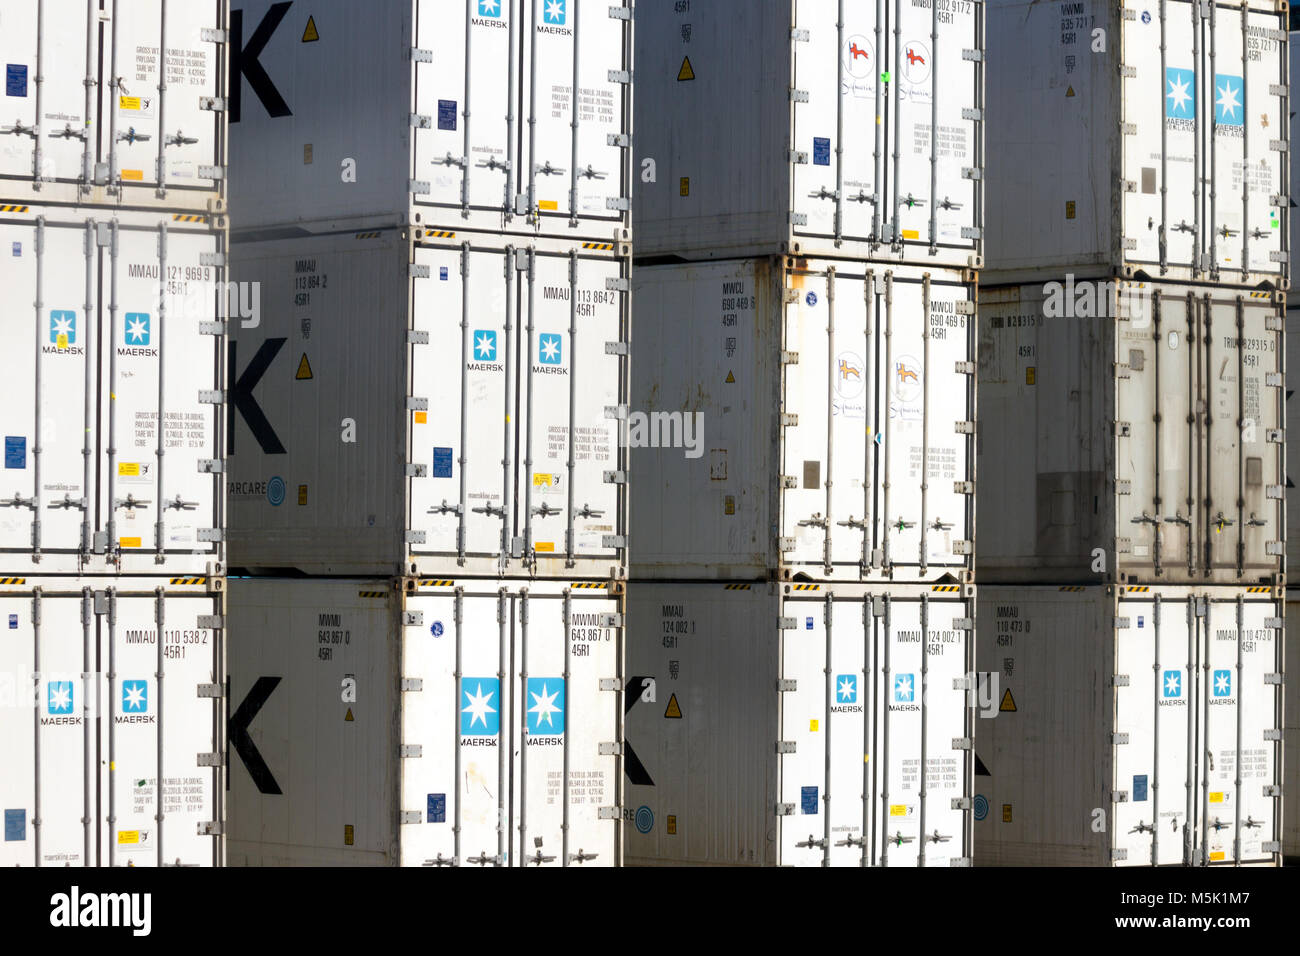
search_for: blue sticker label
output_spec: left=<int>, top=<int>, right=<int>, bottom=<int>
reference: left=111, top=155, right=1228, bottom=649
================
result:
left=427, top=793, right=446, bottom=823
left=438, top=99, right=457, bottom=131
left=1137, top=615, right=1144, bottom=628
left=812, top=136, right=831, bottom=166
left=805, top=616, right=814, bottom=630
left=4, top=809, right=25, bottom=842
left=6, top=64, right=28, bottom=98
left=1133, top=774, right=1148, bottom=802
left=801, top=785, right=819, bottom=815
left=433, top=447, right=453, bottom=478
left=4, top=436, right=25, bottom=469
left=806, top=291, right=818, bottom=307
left=11, top=242, right=20, bottom=256
left=7, top=614, right=16, bottom=630
left=430, top=620, right=444, bottom=637
left=439, top=266, right=449, bottom=281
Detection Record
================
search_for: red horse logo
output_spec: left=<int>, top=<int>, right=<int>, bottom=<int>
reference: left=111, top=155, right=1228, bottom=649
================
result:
left=906, top=47, right=926, bottom=66
left=849, top=42, right=869, bottom=62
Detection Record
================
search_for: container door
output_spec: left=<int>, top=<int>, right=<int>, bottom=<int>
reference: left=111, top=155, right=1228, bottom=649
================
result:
left=0, top=217, right=97, bottom=564
left=413, top=0, right=518, bottom=220
left=1197, top=596, right=1282, bottom=864
left=517, top=0, right=630, bottom=233
left=1122, top=1, right=1201, bottom=273
left=103, top=1, right=225, bottom=199
left=875, top=274, right=974, bottom=573
left=1112, top=594, right=1197, bottom=866
left=1200, top=294, right=1283, bottom=578
left=100, top=222, right=224, bottom=565
left=882, top=0, right=982, bottom=257
left=0, top=0, right=93, bottom=189
left=790, top=0, right=884, bottom=246
left=410, top=244, right=515, bottom=564
left=1204, top=8, right=1286, bottom=281
left=1114, top=287, right=1197, bottom=576
left=875, top=594, right=970, bottom=866
left=104, top=591, right=222, bottom=867
left=777, top=594, right=872, bottom=866
left=518, top=251, right=625, bottom=564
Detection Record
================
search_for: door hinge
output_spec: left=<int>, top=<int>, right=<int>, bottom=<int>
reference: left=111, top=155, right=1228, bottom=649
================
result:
left=196, top=752, right=224, bottom=767
left=404, top=611, right=423, bottom=627
left=776, top=741, right=796, bottom=754
left=598, top=742, right=622, bottom=756
left=196, top=683, right=223, bottom=698
left=1111, top=732, right=1130, bottom=745
left=400, top=745, right=423, bottom=758
left=602, top=535, right=627, bottom=548
left=401, top=679, right=424, bottom=691
left=405, top=530, right=428, bottom=544
left=410, top=47, right=434, bottom=62
left=197, top=615, right=224, bottom=629
left=775, top=803, right=796, bottom=816
left=405, top=463, right=429, bottom=478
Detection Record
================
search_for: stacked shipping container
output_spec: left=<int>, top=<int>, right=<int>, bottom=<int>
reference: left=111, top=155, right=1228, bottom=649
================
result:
left=0, top=1, right=231, bottom=866
left=224, top=0, right=633, bottom=866
left=623, top=0, right=982, bottom=865
left=975, top=0, right=1287, bottom=865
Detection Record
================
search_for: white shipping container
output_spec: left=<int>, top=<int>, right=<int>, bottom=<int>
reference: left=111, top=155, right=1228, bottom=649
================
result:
left=986, top=0, right=1289, bottom=285
left=0, top=0, right=228, bottom=212
left=227, top=0, right=632, bottom=241
left=228, top=228, right=628, bottom=578
left=975, top=584, right=1284, bottom=867
left=0, top=205, right=228, bottom=575
left=633, top=0, right=984, bottom=267
left=631, top=258, right=975, bottom=582
left=978, top=280, right=1285, bottom=585
left=1288, top=310, right=1300, bottom=570
left=624, top=582, right=975, bottom=867
left=227, top=576, right=623, bottom=867
left=1284, top=591, right=1299, bottom=860
left=0, top=575, right=226, bottom=867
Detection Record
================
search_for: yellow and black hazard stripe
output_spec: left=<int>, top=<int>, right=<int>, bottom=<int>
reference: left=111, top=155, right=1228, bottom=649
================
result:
left=1058, top=585, right=1085, bottom=592
left=1246, top=586, right=1271, bottom=593
left=0, top=577, right=27, bottom=585
left=171, top=214, right=208, bottom=223
left=169, top=576, right=206, bottom=586
left=0, top=204, right=30, bottom=213
left=418, top=579, right=455, bottom=587
left=582, top=241, right=615, bottom=251
left=1247, top=291, right=1272, bottom=299
left=358, top=590, right=387, bottom=598
left=425, top=230, right=456, bottom=239
left=932, top=584, right=961, bottom=593
left=724, top=583, right=752, bottom=590
left=790, top=583, right=820, bottom=591
left=1126, top=586, right=1150, bottom=593
left=570, top=582, right=605, bottom=589
left=355, top=231, right=381, bottom=239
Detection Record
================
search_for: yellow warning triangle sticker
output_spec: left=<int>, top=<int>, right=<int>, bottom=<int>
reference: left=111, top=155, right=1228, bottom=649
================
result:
left=999, top=688, right=1017, bottom=712
left=1066, top=85, right=1075, bottom=98
left=344, top=707, right=354, bottom=722
left=296, top=354, right=313, bottom=380
left=677, top=56, right=695, bottom=82
left=725, top=370, right=735, bottom=383
left=664, top=693, right=682, bottom=719
left=302, top=16, right=320, bottom=43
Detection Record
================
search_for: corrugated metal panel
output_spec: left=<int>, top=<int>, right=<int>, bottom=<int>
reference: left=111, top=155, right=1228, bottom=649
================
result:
left=0, top=206, right=228, bottom=575
left=0, top=0, right=228, bottom=212
left=986, top=0, right=1288, bottom=285
left=1285, top=592, right=1299, bottom=860
left=978, top=281, right=1284, bottom=585
left=631, top=257, right=976, bottom=582
left=976, top=585, right=1283, bottom=867
left=226, top=576, right=623, bottom=867
left=624, top=582, right=975, bottom=867
left=228, top=0, right=632, bottom=241
left=0, top=576, right=226, bottom=867
left=227, top=228, right=629, bottom=577
left=633, top=0, right=984, bottom=267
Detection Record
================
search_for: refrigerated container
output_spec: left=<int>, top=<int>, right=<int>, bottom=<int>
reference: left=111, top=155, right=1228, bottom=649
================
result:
left=632, top=0, right=984, bottom=267
left=1284, top=591, right=1298, bottom=860
left=975, top=584, right=1284, bottom=867
left=986, top=0, right=1289, bottom=286
left=0, top=205, right=228, bottom=575
left=227, top=227, right=629, bottom=578
left=978, top=280, right=1284, bottom=586
left=623, top=581, right=975, bottom=867
left=0, top=574, right=226, bottom=867
left=0, top=0, right=228, bottom=212
left=227, top=0, right=632, bottom=242
left=631, top=257, right=976, bottom=583
left=226, top=576, right=623, bottom=867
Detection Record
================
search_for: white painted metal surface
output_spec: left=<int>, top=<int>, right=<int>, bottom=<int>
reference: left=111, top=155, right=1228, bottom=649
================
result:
left=0, top=0, right=228, bottom=211
left=0, top=576, right=226, bottom=867
left=986, top=0, right=1289, bottom=285
left=633, top=0, right=984, bottom=266
left=227, top=228, right=629, bottom=577
left=1284, top=591, right=1299, bottom=859
left=978, top=281, right=1284, bottom=585
left=228, top=0, right=632, bottom=241
left=976, top=585, right=1283, bottom=867
left=226, top=576, right=622, bottom=867
left=0, top=206, right=228, bottom=575
left=624, top=582, right=974, bottom=867
left=631, top=257, right=975, bottom=582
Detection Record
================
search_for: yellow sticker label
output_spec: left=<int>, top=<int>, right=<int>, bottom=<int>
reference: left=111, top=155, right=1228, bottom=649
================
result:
left=119, top=537, right=142, bottom=548
left=664, top=693, right=682, bottom=719
left=1209, top=792, right=1224, bottom=803
left=297, top=485, right=308, bottom=506
left=809, top=719, right=819, bottom=732
left=121, top=169, right=144, bottom=181
left=1000, top=688, right=1017, bottom=712
left=666, top=815, right=677, bottom=835
left=414, top=411, right=427, bottom=424
left=1210, top=850, right=1226, bottom=861
left=118, top=462, right=141, bottom=476
left=56, top=334, right=69, bottom=349
left=533, top=474, right=554, bottom=487
left=901, top=229, right=920, bottom=240
left=1026, top=367, right=1037, bottom=386
left=118, top=830, right=139, bottom=845
left=534, top=542, right=555, bottom=553
left=296, top=354, right=313, bottom=380
left=1002, top=804, right=1013, bottom=823
left=889, top=804, right=908, bottom=817
left=538, top=200, right=559, bottom=211
left=677, top=56, right=695, bottom=82
left=119, top=96, right=141, bottom=111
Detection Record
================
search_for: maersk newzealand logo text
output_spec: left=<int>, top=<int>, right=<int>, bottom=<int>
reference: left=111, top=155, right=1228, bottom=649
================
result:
left=537, top=0, right=571, bottom=34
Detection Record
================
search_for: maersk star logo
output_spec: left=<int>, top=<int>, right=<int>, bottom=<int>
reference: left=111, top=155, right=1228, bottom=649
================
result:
left=122, top=680, right=148, bottom=712
left=1214, top=74, right=1243, bottom=126
left=1165, top=68, right=1195, bottom=120
left=125, top=313, right=150, bottom=346
left=478, top=0, right=501, bottom=17
left=472, top=329, right=497, bottom=362
left=539, top=333, right=563, bottom=365
left=894, top=673, right=915, bottom=703
left=526, top=677, right=565, bottom=735
left=1212, top=669, right=1232, bottom=698
left=48, top=681, right=73, bottom=715
left=1162, top=670, right=1181, bottom=698
left=837, top=675, right=857, bottom=704
left=544, top=0, right=566, bottom=25
left=460, top=678, right=500, bottom=735
left=49, top=311, right=76, bottom=346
